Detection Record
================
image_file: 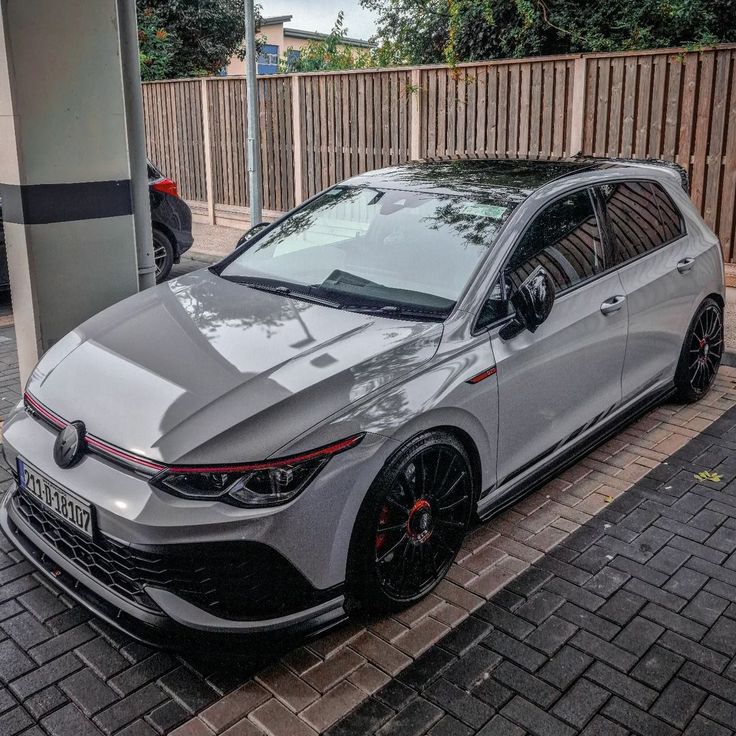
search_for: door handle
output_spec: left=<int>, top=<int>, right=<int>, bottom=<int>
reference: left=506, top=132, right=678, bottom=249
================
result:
left=677, top=257, right=695, bottom=274
left=600, top=295, right=626, bottom=315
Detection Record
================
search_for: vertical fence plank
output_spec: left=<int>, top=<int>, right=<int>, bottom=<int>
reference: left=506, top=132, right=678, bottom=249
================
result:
left=719, top=51, right=736, bottom=261
left=201, top=80, right=215, bottom=224
left=703, top=50, right=730, bottom=231
left=291, top=75, right=303, bottom=205
left=569, top=56, right=586, bottom=155
left=691, top=52, right=715, bottom=211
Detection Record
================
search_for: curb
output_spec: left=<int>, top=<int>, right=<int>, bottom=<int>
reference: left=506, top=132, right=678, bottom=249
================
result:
left=183, top=250, right=220, bottom=265
left=724, top=350, right=736, bottom=368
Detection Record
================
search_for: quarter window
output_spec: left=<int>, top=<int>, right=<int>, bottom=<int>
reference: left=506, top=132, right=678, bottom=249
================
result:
left=598, top=181, right=683, bottom=266
left=651, top=183, right=685, bottom=243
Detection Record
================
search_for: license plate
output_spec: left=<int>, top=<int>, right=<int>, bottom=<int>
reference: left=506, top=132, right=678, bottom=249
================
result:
left=17, top=458, right=94, bottom=539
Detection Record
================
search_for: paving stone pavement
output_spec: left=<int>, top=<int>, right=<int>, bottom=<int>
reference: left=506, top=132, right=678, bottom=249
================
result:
left=328, top=397, right=736, bottom=736
left=0, top=275, right=736, bottom=735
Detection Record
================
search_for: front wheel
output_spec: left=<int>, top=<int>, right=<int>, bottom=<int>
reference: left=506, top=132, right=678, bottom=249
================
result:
left=347, top=432, right=474, bottom=614
left=674, top=297, right=723, bottom=402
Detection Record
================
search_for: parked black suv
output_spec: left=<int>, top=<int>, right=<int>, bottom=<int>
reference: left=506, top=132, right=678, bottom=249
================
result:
left=0, top=162, right=192, bottom=287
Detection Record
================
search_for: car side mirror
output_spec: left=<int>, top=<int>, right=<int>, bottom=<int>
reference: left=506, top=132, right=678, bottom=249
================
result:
left=235, top=222, right=269, bottom=249
left=499, top=266, right=555, bottom=340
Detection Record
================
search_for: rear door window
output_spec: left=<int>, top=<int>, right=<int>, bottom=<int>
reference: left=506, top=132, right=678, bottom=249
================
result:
left=597, top=181, right=683, bottom=267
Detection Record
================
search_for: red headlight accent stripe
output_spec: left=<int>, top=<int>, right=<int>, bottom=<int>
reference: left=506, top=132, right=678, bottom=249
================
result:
left=24, top=391, right=364, bottom=476
left=466, top=366, right=497, bottom=384
left=164, top=433, right=366, bottom=474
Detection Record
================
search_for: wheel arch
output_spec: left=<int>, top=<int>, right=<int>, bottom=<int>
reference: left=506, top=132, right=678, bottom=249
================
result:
left=706, top=291, right=724, bottom=310
left=151, top=221, right=178, bottom=257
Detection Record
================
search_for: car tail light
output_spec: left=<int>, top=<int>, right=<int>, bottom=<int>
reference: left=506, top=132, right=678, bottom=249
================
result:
left=151, top=434, right=365, bottom=507
left=151, top=177, right=179, bottom=198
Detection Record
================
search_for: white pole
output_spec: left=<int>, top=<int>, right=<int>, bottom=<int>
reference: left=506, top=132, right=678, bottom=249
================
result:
left=244, top=0, right=262, bottom=225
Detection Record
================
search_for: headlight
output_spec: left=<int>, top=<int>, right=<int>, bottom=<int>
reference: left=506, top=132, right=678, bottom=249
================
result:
left=150, top=434, right=364, bottom=507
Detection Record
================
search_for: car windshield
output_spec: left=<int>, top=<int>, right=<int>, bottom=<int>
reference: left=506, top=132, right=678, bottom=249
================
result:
left=219, top=186, right=513, bottom=319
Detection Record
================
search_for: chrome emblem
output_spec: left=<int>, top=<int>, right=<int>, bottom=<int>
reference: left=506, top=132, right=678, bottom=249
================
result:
left=53, top=421, right=86, bottom=469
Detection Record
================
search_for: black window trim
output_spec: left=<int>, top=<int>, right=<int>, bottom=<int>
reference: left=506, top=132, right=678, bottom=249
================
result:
left=472, top=178, right=687, bottom=335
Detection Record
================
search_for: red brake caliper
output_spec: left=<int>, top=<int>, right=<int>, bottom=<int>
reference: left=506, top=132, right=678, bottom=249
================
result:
left=375, top=505, right=391, bottom=552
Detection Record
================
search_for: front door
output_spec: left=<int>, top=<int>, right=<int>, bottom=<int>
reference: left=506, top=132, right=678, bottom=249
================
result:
left=484, top=188, right=628, bottom=489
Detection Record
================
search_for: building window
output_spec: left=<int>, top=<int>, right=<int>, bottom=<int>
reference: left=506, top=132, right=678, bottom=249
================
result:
left=257, top=44, right=280, bottom=74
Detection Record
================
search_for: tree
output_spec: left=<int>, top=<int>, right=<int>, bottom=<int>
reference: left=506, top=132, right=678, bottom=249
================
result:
left=136, top=0, right=263, bottom=79
left=284, top=12, right=373, bottom=73
left=138, top=6, right=180, bottom=82
left=361, top=0, right=736, bottom=66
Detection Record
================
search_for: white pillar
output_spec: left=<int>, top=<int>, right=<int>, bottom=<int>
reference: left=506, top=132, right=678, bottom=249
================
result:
left=0, top=0, right=148, bottom=382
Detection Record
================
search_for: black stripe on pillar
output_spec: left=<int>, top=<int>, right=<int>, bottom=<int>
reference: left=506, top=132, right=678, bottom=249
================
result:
left=0, top=180, right=133, bottom=225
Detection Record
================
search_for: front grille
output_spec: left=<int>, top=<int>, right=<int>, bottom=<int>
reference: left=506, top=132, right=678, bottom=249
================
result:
left=11, top=489, right=330, bottom=619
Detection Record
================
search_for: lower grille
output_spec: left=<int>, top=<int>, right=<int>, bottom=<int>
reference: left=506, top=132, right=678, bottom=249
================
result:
left=11, top=489, right=329, bottom=620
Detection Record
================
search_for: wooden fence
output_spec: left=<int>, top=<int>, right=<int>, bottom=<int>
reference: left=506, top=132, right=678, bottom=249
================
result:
left=141, top=43, right=736, bottom=262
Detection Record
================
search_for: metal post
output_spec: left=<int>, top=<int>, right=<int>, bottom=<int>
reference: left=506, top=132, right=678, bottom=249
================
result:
left=244, top=0, right=262, bottom=225
left=117, top=0, right=156, bottom=290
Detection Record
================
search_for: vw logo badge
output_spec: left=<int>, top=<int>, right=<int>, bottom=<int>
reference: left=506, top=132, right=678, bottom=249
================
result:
left=53, top=421, right=86, bottom=469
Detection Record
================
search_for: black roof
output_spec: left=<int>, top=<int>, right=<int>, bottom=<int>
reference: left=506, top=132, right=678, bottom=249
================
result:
left=343, top=158, right=687, bottom=200
left=344, top=159, right=595, bottom=199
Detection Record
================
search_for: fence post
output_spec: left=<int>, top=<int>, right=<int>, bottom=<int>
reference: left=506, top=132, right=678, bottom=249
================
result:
left=410, top=67, right=422, bottom=161
left=200, top=78, right=216, bottom=225
left=291, top=74, right=304, bottom=205
left=569, top=56, right=587, bottom=157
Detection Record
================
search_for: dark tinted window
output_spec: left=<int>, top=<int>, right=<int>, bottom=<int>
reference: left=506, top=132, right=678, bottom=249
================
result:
left=476, top=189, right=602, bottom=328
left=507, top=189, right=603, bottom=293
left=598, top=181, right=682, bottom=267
left=651, top=183, right=684, bottom=243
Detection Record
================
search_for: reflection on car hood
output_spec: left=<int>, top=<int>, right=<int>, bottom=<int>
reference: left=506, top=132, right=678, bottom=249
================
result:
left=28, top=269, right=441, bottom=464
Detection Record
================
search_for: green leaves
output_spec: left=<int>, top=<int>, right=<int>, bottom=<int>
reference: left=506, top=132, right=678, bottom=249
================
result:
left=284, top=12, right=373, bottom=73
left=136, top=0, right=263, bottom=80
left=361, top=0, right=736, bottom=66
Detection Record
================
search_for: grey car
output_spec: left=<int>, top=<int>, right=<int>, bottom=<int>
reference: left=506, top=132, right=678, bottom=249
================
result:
left=0, top=159, right=724, bottom=645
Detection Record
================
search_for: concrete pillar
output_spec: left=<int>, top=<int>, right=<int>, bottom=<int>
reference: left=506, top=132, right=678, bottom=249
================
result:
left=0, top=0, right=152, bottom=383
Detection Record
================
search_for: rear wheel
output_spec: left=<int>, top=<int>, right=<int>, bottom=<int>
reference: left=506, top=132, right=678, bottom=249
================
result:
left=153, top=229, right=175, bottom=283
left=347, top=431, right=474, bottom=613
left=674, top=298, right=723, bottom=402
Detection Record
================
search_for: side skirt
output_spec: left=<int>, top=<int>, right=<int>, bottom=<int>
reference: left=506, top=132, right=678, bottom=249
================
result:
left=477, top=384, right=675, bottom=522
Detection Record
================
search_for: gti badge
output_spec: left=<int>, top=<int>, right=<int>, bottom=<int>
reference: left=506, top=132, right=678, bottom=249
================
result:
left=53, top=421, right=86, bottom=469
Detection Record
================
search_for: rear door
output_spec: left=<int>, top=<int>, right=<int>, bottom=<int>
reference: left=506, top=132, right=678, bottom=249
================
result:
left=595, top=181, right=699, bottom=402
left=481, top=188, right=628, bottom=489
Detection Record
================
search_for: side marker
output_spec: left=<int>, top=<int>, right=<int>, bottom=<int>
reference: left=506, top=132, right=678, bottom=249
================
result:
left=467, top=366, right=497, bottom=384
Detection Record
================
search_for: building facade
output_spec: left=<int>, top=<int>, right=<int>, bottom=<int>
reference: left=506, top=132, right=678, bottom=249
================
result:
left=225, top=15, right=372, bottom=75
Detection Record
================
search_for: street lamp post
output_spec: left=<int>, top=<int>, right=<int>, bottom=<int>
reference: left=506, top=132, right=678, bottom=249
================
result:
left=244, top=0, right=262, bottom=226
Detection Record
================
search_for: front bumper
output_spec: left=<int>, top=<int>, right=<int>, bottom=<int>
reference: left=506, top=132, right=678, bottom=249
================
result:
left=1, top=487, right=347, bottom=648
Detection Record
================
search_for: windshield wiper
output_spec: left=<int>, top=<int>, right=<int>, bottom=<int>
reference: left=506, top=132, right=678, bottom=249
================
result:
left=342, top=304, right=446, bottom=322
left=220, top=276, right=342, bottom=308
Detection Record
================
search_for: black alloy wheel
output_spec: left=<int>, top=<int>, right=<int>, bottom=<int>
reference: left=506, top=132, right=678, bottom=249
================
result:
left=348, top=432, right=474, bottom=612
left=675, top=297, right=723, bottom=402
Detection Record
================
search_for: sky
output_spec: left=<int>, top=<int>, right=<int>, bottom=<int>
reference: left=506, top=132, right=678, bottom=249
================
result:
left=261, top=1, right=378, bottom=41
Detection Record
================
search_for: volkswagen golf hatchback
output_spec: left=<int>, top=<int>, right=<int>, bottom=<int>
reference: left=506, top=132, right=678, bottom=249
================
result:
left=0, top=159, right=724, bottom=644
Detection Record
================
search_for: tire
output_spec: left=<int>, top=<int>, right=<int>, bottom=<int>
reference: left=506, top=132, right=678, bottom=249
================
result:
left=674, top=297, right=723, bottom=403
left=153, top=229, right=175, bottom=283
left=346, top=431, right=474, bottom=614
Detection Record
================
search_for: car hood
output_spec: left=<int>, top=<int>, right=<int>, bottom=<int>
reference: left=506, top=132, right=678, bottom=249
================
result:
left=27, top=269, right=442, bottom=464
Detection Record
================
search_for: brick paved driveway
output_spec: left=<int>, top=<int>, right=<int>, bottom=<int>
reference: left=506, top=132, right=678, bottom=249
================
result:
left=1, top=271, right=736, bottom=735
left=330, top=396, right=736, bottom=736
